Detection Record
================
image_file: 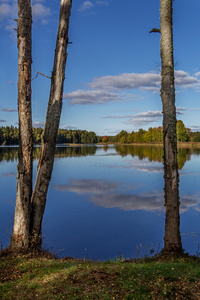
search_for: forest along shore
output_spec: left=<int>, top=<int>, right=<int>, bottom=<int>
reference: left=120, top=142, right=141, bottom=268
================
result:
left=1, top=120, right=200, bottom=146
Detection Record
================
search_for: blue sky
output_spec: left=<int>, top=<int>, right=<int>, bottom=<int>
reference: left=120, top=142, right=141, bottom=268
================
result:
left=1, top=0, right=200, bottom=136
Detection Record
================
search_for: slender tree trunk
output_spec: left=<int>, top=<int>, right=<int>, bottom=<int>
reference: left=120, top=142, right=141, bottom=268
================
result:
left=160, top=0, right=182, bottom=254
left=11, top=0, right=33, bottom=248
left=30, top=0, right=72, bottom=244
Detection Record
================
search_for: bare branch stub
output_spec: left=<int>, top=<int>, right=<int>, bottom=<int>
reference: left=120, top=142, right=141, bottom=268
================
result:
left=31, top=72, right=39, bottom=81
left=149, top=28, right=161, bottom=33
left=32, top=70, right=51, bottom=81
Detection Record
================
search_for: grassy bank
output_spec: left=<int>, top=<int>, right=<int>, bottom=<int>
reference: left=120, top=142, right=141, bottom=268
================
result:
left=1, top=251, right=200, bottom=299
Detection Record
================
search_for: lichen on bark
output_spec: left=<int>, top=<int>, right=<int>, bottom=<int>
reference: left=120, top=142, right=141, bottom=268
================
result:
left=11, top=0, right=33, bottom=248
left=11, top=0, right=73, bottom=249
left=160, top=0, right=182, bottom=255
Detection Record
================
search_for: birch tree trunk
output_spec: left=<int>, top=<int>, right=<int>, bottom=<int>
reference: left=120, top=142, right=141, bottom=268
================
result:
left=30, top=0, right=72, bottom=244
left=160, top=0, right=182, bottom=254
left=11, top=0, right=33, bottom=247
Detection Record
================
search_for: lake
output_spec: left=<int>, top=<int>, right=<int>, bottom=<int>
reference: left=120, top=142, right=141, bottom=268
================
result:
left=1, top=144, right=200, bottom=260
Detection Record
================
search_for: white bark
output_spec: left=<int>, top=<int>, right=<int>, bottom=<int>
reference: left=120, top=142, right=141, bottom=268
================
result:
left=12, top=0, right=33, bottom=248
left=30, top=0, right=72, bottom=244
left=160, top=0, right=182, bottom=254
left=12, top=0, right=72, bottom=248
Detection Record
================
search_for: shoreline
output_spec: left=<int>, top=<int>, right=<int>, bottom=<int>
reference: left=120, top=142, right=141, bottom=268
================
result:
left=2, top=142, right=200, bottom=148
left=97, top=142, right=200, bottom=148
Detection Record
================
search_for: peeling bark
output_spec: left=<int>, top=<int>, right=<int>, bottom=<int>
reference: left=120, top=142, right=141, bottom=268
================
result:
left=160, top=0, right=182, bottom=254
left=11, top=0, right=72, bottom=249
left=11, top=0, right=33, bottom=248
left=30, top=0, right=72, bottom=244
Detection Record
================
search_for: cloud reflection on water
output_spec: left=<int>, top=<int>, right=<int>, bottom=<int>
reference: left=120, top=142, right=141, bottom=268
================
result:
left=1, top=172, right=17, bottom=177
left=54, top=179, right=118, bottom=194
left=115, top=159, right=163, bottom=174
left=54, top=179, right=199, bottom=213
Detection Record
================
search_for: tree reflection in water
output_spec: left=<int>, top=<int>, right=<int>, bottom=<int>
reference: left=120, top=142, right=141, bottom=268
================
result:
left=1, top=145, right=199, bottom=170
left=1, top=144, right=200, bottom=258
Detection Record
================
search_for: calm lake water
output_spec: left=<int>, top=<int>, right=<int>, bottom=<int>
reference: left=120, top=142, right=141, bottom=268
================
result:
left=1, top=145, right=200, bottom=260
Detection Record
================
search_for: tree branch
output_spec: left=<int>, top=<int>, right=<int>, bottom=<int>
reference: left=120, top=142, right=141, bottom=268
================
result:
left=149, top=28, right=161, bottom=33
left=32, top=70, right=51, bottom=81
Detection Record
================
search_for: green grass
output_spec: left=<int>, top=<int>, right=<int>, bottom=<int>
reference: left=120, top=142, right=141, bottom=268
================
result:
left=1, top=251, right=200, bottom=299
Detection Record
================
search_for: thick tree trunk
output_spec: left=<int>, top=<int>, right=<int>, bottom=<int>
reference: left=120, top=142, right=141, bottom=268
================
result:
left=160, top=0, right=182, bottom=254
left=11, top=0, right=33, bottom=247
left=30, top=0, right=72, bottom=244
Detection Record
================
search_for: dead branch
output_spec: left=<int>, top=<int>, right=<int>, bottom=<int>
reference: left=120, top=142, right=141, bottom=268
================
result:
left=32, top=70, right=51, bottom=81
left=149, top=28, right=161, bottom=33
left=31, top=72, right=38, bottom=81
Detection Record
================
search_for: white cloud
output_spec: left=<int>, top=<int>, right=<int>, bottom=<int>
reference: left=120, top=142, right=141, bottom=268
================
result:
left=32, top=3, right=51, bottom=21
left=176, top=106, right=188, bottom=112
left=5, top=18, right=17, bottom=42
left=89, top=70, right=200, bottom=91
left=142, top=87, right=160, bottom=93
left=78, top=0, right=109, bottom=12
left=33, top=121, right=45, bottom=128
left=62, top=125, right=77, bottom=130
left=174, top=70, right=199, bottom=88
left=78, top=1, right=94, bottom=12
left=177, top=106, right=200, bottom=112
left=63, top=89, right=121, bottom=105
left=0, top=1, right=17, bottom=41
left=96, top=1, right=108, bottom=6
left=89, top=72, right=161, bottom=91
left=188, top=125, right=200, bottom=132
left=125, top=118, right=160, bottom=127
left=0, top=3, right=13, bottom=20
left=102, top=111, right=162, bottom=127
left=1, top=108, right=17, bottom=112
left=102, top=111, right=162, bottom=119
left=64, top=70, right=200, bottom=107
left=130, top=111, right=162, bottom=118
left=0, top=0, right=51, bottom=40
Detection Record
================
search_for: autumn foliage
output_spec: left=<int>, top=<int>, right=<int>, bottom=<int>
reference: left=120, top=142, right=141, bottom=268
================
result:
left=102, top=136, right=108, bottom=143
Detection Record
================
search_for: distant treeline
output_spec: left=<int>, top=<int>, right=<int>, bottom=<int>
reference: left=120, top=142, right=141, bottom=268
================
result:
left=1, top=120, right=200, bottom=145
left=0, top=126, right=101, bottom=145
left=103, top=121, right=200, bottom=144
